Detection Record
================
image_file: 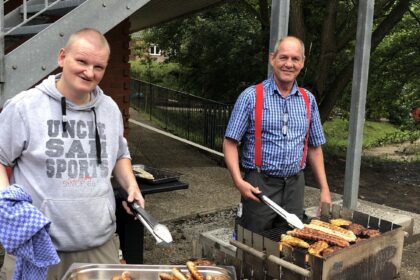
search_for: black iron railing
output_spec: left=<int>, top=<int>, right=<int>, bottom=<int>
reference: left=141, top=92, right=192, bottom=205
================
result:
left=130, top=79, right=233, bottom=152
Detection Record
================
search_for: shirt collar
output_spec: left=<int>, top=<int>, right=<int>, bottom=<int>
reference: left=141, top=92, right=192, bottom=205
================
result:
left=268, top=75, right=299, bottom=97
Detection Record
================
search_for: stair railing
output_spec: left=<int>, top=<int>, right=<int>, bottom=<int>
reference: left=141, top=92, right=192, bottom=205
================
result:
left=3, top=0, right=62, bottom=36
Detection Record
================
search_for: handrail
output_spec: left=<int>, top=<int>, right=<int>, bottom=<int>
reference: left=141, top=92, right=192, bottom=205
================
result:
left=2, top=0, right=62, bottom=36
left=130, top=79, right=233, bottom=153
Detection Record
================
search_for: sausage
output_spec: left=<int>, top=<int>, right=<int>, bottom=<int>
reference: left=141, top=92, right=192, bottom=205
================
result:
left=187, top=261, right=204, bottom=280
left=172, top=267, right=189, bottom=280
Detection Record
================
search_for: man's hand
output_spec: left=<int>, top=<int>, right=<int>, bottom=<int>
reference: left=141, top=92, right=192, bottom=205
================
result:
left=320, top=187, right=332, bottom=204
left=122, top=185, right=145, bottom=215
left=235, top=179, right=262, bottom=202
left=317, top=187, right=332, bottom=216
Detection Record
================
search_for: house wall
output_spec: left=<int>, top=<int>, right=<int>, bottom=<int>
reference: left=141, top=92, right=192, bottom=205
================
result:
left=101, top=19, right=132, bottom=136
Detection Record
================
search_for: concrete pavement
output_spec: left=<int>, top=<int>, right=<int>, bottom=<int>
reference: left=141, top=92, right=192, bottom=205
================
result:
left=128, top=108, right=419, bottom=279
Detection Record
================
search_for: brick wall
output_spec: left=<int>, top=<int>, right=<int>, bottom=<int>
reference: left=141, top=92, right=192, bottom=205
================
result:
left=101, top=19, right=131, bottom=136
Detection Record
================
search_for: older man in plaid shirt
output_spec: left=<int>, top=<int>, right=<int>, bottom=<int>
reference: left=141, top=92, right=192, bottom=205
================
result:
left=224, top=36, right=331, bottom=233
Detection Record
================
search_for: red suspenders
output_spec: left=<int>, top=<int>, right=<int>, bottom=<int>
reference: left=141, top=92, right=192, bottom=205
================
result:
left=254, top=83, right=264, bottom=169
left=254, top=82, right=311, bottom=170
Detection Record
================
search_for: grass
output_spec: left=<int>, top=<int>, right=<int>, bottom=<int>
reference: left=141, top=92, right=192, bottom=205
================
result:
left=323, top=118, right=420, bottom=157
left=131, top=107, right=419, bottom=160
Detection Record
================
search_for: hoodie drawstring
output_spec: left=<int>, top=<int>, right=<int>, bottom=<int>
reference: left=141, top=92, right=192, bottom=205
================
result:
left=60, top=97, right=102, bottom=165
left=61, top=97, right=67, bottom=132
left=92, top=107, right=102, bottom=164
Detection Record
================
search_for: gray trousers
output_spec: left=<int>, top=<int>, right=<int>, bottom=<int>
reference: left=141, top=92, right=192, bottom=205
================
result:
left=237, top=170, right=305, bottom=233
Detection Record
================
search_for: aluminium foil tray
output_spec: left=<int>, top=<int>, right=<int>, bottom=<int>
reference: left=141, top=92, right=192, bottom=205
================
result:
left=62, top=263, right=236, bottom=280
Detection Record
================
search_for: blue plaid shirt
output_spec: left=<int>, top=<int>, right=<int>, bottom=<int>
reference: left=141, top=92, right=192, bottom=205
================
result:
left=225, top=76, right=326, bottom=177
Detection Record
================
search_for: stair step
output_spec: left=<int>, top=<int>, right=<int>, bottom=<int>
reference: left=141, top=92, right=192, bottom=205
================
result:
left=23, top=0, right=86, bottom=16
left=4, top=23, right=50, bottom=36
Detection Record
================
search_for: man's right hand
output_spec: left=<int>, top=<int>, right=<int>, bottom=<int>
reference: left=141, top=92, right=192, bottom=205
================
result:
left=235, top=179, right=262, bottom=202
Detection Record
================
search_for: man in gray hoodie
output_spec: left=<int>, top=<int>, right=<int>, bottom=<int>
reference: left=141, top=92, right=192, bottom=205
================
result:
left=0, top=28, right=144, bottom=279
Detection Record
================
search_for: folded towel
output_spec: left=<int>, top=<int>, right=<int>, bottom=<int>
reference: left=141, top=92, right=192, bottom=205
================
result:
left=0, top=185, right=60, bottom=280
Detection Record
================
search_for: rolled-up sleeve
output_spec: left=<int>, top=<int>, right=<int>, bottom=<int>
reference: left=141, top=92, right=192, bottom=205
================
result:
left=224, top=88, right=253, bottom=142
left=308, top=97, right=326, bottom=147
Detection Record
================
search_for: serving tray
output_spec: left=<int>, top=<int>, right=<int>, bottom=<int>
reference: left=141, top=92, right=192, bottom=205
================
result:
left=62, top=263, right=235, bottom=280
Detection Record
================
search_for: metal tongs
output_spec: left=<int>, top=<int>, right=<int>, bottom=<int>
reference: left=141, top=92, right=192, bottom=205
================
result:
left=129, top=201, right=173, bottom=245
left=116, top=187, right=173, bottom=245
left=256, top=193, right=304, bottom=229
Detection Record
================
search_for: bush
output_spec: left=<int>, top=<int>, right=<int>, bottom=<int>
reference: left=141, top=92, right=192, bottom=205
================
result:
left=130, top=60, right=185, bottom=89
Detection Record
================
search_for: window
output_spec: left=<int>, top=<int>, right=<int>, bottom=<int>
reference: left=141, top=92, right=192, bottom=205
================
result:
left=149, top=45, right=161, bottom=56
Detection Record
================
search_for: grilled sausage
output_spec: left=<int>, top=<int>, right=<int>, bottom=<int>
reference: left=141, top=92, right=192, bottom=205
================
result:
left=307, top=219, right=356, bottom=242
left=187, top=261, right=204, bottom=280
left=287, top=228, right=350, bottom=247
left=172, top=268, right=189, bottom=280
left=159, top=272, right=174, bottom=280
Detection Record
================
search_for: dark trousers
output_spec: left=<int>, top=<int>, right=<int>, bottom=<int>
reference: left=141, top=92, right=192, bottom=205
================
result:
left=237, top=170, right=305, bottom=233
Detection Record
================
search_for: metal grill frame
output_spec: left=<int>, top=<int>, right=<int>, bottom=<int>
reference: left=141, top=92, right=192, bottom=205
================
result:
left=232, top=204, right=405, bottom=280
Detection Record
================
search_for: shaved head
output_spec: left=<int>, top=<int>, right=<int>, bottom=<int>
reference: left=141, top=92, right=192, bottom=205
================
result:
left=65, top=28, right=110, bottom=56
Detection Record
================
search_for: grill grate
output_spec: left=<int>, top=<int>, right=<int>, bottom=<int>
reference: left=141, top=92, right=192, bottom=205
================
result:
left=260, top=224, right=294, bottom=242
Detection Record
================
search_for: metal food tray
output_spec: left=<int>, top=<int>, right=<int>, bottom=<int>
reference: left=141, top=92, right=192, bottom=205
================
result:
left=132, top=165, right=181, bottom=184
left=62, top=263, right=236, bottom=280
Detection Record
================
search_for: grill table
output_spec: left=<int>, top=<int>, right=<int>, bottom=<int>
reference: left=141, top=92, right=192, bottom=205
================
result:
left=114, top=175, right=188, bottom=264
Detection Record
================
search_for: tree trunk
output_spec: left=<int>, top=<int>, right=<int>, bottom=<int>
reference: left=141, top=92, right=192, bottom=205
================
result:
left=318, top=0, right=412, bottom=123
left=313, top=0, right=337, bottom=101
left=257, top=0, right=270, bottom=63
left=289, top=0, right=306, bottom=43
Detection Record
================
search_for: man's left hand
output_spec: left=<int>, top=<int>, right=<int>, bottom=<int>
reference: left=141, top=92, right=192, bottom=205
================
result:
left=122, top=185, right=145, bottom=215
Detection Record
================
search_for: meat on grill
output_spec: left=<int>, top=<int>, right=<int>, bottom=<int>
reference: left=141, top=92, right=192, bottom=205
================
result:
left=347, top=223, right=366, bottom=235
left=308, top=241, right=329, bottom=257
left=307, top=219, right=357, bottom=242
left=330, top=218, right=352, bottom=227
left=287, top=228, right=350, bottom=247
left=280, top=234, right=310, bottom=249
left=362, top=228, right=381, bottom=237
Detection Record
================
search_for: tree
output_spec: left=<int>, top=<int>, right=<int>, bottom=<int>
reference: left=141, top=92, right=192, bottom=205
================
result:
left=135, top=0, right=417, bottom=124
left=295, top=0, right=416, bottom=123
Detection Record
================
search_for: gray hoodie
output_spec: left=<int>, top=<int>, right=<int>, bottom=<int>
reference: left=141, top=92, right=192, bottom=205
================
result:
left=0, top=74, right=130, bottom=251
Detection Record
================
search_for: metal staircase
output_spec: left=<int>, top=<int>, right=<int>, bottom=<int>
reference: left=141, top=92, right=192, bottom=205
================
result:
left=0, top=0, right=151, bottom=106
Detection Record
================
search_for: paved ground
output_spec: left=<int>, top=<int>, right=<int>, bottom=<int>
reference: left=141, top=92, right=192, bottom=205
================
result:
left=127, top=109, right=420, bottom=279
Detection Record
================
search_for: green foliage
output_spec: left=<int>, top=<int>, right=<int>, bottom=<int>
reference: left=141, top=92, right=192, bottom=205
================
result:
left=131, top=1, right=267, bottom=103
left=131, top=0, right=418, bottom=131
left=340, top=4, right=420, bottom=127
left=130, top=60, right=184, bottom=89
left=323, top=118, right=420, bottom=156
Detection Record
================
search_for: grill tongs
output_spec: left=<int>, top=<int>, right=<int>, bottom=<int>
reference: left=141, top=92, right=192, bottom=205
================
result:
left=256, top=193, right=304, bottom=229
left=129, top=202, right=173, bottom=245
left=117, top=188, right=173, bottom=245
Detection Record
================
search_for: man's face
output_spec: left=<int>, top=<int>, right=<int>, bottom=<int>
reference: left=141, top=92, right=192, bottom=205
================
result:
left=269, top=39, right=305, bottom=87
left=58, top=38, right=109, bottom=96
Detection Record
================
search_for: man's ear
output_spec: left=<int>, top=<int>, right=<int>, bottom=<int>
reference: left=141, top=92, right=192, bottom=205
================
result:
left=269, top=52, right=275, bottom=67
left=57, top=48, right=66, bottom=67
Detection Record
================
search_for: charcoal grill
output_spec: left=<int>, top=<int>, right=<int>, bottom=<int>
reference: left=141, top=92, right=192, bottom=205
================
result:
left=204, top=204, right=405, bottom=280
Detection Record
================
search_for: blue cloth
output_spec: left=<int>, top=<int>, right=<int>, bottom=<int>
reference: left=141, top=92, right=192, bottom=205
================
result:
left=0, top=185, right=60, bottom=280
left=225, top=76, right=326, bottom=177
